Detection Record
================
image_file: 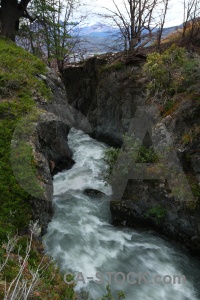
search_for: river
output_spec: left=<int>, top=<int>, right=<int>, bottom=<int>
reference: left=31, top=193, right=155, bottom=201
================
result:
left=44, top=128, right=200, bottom=300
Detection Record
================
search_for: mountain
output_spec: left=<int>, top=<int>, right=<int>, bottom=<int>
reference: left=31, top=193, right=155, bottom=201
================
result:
left=162, top=24, right=182, bottom=38
left=73, top=22, right=123, bottom=54
left=76, top=22, right=181, bottom=38
left=74, top=22, right=118, bottom=38
left=74, top=22, right=182, bottom=54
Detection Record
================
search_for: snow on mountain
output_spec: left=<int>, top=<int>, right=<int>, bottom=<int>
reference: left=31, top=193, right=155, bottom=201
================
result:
left=75, top=22, right=118, bottom=37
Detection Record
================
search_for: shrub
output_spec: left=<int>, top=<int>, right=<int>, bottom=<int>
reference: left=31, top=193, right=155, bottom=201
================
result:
left=186, top=174, right=200, bottom=208
left=144, top=44, right=200, bottom=113
left=0, top=233, right=76, bottom=299
left=98, top=285, right=125, bottom=300
left=136, top=145, right=158, bottom=163
left=181, top=125, right=200, bottom=145
left=104, top=147, right=120, bottom=179
left=144, top=44, right=186, bottom=99
left=145, top=205, right=166, bottom=221
left=99, top=61, right=124, bottom=74
left=103, top=135, right=158, bottom=182
left=182, top=54, right=200, bottom=92
left=161, top=21, right=200, bottom=49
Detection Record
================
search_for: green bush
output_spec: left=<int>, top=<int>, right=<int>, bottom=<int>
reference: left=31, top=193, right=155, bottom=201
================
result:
left=103, top=135, right=158, bottom=182
left=145, top=205, right=166, bottom=221
left=104, top=147, right=120, bottom=178
left=186, top=174, right=200, bottom=204
left=112, top=61, right=124, bottom=70
left=144, top=44, right=186, bottom=96
left=136, top=145, right=158, bottom=163
left=99, top=61, right=124, bottom=74
left=144, top=44, right=200, bottom=113
left=98, top=285, right=125, bottom=300
left=145, top=46, right=185, bottom=94
left=182, top=54, right=200, bottom=92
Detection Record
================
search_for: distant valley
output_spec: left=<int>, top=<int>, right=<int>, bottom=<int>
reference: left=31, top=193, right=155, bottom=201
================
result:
left=74, top=22, right=182, bottom=55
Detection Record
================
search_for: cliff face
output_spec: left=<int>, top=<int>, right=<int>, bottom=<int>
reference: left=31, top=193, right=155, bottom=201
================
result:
left=30, top=68, right=93, bottom=234
left=62, top=55, right=200, bottom=254
left=63, top=56, right=147, bottom=146
left=0, top=39, right=77, bottom=240
left=30, top=113, right=74, bottom=235
left=25, top=69, right=75, bottom=235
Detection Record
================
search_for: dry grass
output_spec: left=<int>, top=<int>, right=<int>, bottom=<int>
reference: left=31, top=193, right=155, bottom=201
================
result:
left=160, top=21, right=200, bottom=53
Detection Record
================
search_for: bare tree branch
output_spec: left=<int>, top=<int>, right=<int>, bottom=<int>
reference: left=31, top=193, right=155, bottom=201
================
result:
left=99, top=0, right=162, bottom=51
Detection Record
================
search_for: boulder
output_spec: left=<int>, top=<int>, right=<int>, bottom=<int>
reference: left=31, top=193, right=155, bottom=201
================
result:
left=83, top=189, right=105, bottom=198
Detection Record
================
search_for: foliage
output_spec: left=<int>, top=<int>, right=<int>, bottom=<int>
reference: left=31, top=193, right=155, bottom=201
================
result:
left=182, top=54, right=200, bottom=91
left=181, top=125, right=200, bottom=145
left=0, top=233, right=75, bottom=299
left=186, top=174, right=200, bottom=208
left=112, top=62, right=124, bottom=70
left=99, top=61, right=124, bottom=74
left=98, top=285, right=125, bottom=300
left=144, top=44, right=200, bottom=113
left=0, top=37, right=76, bottom=299
left=104, top=134, right=158, bottom=181
left=18, top=0, right=81, bottom=73
left=136, top=145, right=158, bottom=163
left=145, top=205, right=166, bottom=221
left=0, top=0, right=32, bottom=41
left=0, top=38, right=51, bottom=242
left=104, top=147, right=120, bottom=178
left=158, top=15, right=200, bottom=50
left=160, top=29, right=183, bottom=45
left=144, top=44, right=186, bottom=98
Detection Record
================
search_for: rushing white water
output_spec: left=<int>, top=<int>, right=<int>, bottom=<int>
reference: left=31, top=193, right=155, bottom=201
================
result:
left=44, top=129, right=200, bottom=300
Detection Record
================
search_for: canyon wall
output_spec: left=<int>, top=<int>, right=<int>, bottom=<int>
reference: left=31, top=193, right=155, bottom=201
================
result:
left=62, top=56, right=200, bottom=254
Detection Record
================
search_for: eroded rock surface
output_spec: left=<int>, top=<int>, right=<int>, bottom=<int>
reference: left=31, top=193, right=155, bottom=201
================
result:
left=63, top=55, right=200, bottom=254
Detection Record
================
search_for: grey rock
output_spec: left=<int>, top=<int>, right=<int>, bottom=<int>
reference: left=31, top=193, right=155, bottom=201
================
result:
left=83, top=189, right=105, bottom=198
left=29, top=69, right=75, bottom=235
left=63, top=56, right=200, bottom=254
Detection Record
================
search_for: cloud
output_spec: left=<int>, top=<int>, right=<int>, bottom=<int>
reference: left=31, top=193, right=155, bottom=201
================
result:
left=75, top=0, right=184, bottom=27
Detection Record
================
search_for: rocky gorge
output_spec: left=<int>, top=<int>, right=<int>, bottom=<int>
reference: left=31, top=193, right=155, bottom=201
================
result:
left=11, top=48, right=199, bottom=254
left=1, top=38, right=200, bottom=298
left=62, top=53, right=200, bottom=254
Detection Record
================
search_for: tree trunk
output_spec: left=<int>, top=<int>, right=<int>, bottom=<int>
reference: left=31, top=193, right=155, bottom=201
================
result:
left=0, top=0, right=21, bottom=41
left=57, top=59, right=64, bottom=74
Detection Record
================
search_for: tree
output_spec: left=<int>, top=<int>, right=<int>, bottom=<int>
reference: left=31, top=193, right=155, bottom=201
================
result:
left=38, top=0, right=80, bottom=73
left=102, top=0, right=161, bottom=51
left=157, top=0, right=169, bottom=51
left=182, top=0, right=200, bottom=42
left=18, top=0, right=83, bottom=73
left=0, top=0, right=34, bottom=41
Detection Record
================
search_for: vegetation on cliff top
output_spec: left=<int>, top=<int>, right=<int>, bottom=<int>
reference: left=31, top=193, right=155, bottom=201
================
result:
left=144, top=44, right=200, bottom=114
left=103, top=44, right=200, bottom=208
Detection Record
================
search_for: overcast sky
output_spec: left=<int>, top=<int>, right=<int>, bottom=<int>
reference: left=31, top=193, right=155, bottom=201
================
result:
left=78, top=0, right=184, bottom=28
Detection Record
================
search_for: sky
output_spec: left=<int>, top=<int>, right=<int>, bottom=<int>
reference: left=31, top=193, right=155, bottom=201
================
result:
left=77, top=0, right=185, bottom=28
